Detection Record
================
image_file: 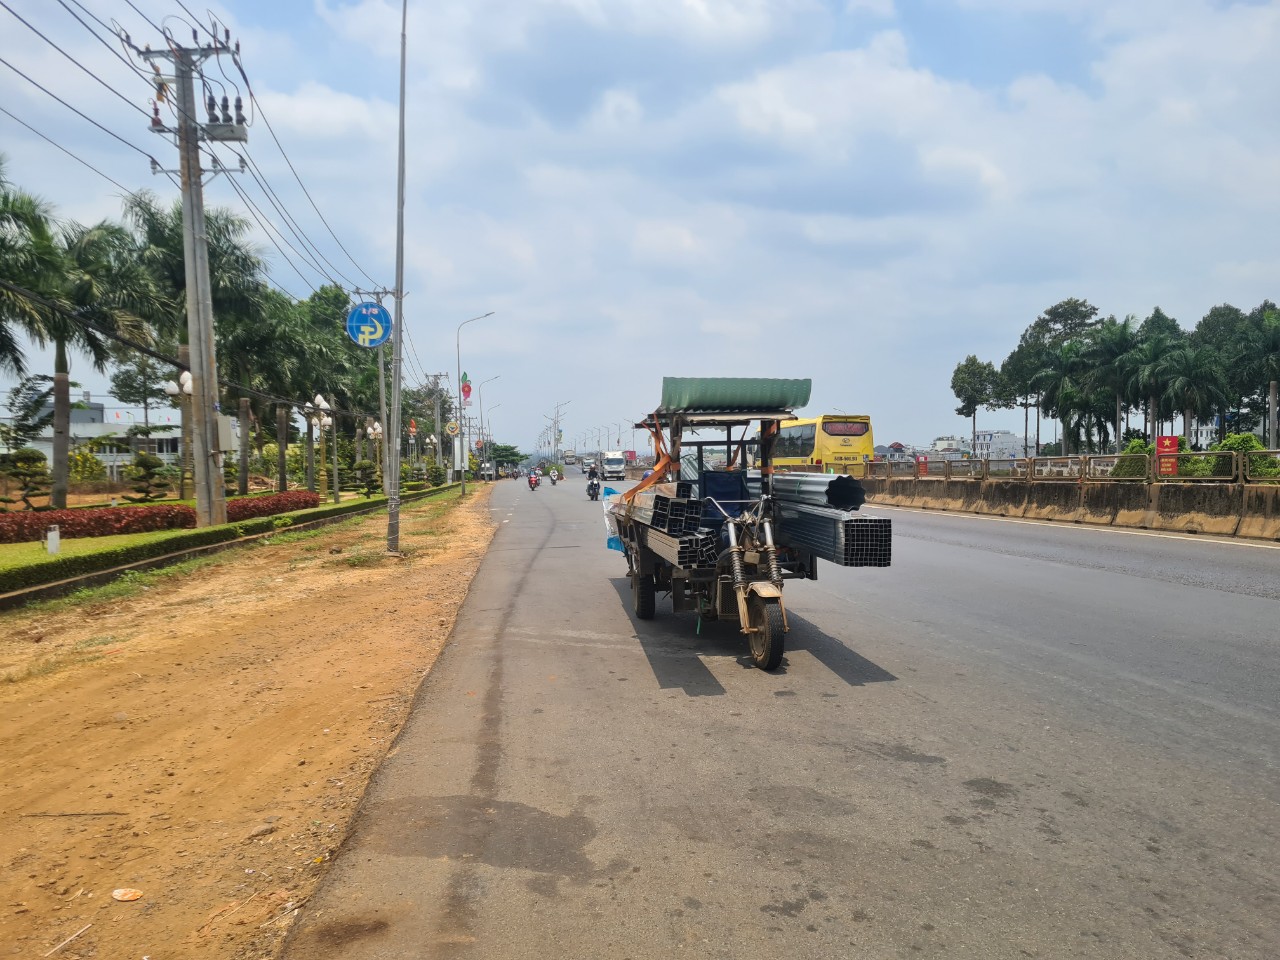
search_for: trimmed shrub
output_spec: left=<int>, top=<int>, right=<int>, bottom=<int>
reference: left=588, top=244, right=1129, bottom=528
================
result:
left=0, top=503, right=196, bottom=544
left=0, top=526, right=241, bottom=592
left=226, top=491, right=320, bottom=521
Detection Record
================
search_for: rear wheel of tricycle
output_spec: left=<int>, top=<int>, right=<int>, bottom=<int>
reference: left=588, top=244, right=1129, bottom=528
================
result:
left=747, top=596, right=785, bottom=670
left=633, top=571, right=656, bottom=620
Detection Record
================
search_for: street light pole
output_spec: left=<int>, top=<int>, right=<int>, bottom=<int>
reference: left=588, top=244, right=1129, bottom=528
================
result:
left=456, top=312, right=494, bottom=494
left=385, top=0, right=409, bottom=552
left=477, top=375, right=500, bottom=478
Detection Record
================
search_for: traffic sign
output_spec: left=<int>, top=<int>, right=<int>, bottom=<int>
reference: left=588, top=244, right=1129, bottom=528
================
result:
left=445, top=421, right=459, bottom=437
left=346, top=302, right=392, bottom=348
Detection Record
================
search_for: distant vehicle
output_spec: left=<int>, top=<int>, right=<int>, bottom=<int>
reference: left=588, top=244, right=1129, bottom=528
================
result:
left=602, top=451, right=626, bottom=480
left=771, top=414, right=875, bottom=477
left=563, top=450, right=577, bottom=465
left=581, top=457, right=596, bottom=474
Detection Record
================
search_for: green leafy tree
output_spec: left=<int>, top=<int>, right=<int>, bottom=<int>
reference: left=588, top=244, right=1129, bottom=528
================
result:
left=0, top=374, right=55, bottom=451
left=68, top=444, right=106, bottom=482
left=123, top=451, right=172, bottom=503
left=109, top=350, right=171, bottom=433
left=0, top=446, right=51, bottom=510
left=1139, top=306, right=1184, bottom=342
left=1030, top=298, right=1099, bottom=345
left=951, top=355, right=999, bottom=453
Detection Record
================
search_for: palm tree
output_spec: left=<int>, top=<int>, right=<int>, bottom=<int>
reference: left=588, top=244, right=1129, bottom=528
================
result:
left=125, top=191, right=266, bottom=496
left=0, top=158, right=61, bottom=376
left=1128, top=333, right=1177, bottom=440
left=1238, top=310, right=1280, bottom=447
left=1159, top=344, right=1227, bottom=446
left=31, top=221, right=168, bottom=507
left=1032, top=340, right=1088, bottom=455
left=1084, top=315, right=1141, bottom=452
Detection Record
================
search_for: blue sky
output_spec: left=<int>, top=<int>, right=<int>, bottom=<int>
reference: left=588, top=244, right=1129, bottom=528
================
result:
left=2, top=0, right=1279, bottom=451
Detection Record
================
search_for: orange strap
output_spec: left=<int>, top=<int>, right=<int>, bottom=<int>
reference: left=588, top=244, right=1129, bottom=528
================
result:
left=622, top=417, right=671, bottom=503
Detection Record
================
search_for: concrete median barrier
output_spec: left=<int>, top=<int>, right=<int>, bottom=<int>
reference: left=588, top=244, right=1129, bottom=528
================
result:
left=1147, top=483, right=1241, bottom=536
left=1235, top=484, right=1280, bottom=540
left=977, top=480, right=1029, bottom=517
left=1024, top=481, right=1083, bottom=523
left=1105, top=483, right=1152, bottom=528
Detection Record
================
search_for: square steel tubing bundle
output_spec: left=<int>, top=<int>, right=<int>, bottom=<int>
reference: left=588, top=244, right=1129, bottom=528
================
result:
left=775, top=502, right=892, bottom=567
left=749, top=474, right=866, bottom=511
left=645, top=528, right=718, bottom=569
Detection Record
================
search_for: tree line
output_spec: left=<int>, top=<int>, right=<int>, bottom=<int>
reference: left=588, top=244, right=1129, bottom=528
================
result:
left=0, top=157, right=486, bottom=507
left=951, top=297, right=1280, bottom=456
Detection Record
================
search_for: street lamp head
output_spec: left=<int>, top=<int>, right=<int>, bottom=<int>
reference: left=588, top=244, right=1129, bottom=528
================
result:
left=163, top=381, right=180, bottom=397
left=315, top=394, right=331, bottom=411
left=179, top=370, right=192, bottom=387
left=321, top=415, right=333, bottom=429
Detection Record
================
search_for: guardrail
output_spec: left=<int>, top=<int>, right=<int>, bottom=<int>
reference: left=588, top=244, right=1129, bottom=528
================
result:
left=1243, top=449, right=1280, bottom=482
left=861, top=449, right=1280, bottom=483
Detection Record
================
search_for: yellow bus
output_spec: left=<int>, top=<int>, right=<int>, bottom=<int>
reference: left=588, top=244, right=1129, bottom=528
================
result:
left=772, top=414, right=875, bottom=477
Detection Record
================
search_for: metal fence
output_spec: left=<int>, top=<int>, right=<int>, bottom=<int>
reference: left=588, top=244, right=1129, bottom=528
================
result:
left=859, top=448, right=1280, bottom=483
left=986, top=458, right=1029, bottom=479
left=1243, top=450, right=1280, bottom=482
left=1032, top=456, right=1084, bottom=480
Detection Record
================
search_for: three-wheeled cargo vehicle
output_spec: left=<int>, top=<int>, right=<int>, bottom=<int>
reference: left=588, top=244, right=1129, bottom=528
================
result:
left=608, top=378, right=892, bottom=670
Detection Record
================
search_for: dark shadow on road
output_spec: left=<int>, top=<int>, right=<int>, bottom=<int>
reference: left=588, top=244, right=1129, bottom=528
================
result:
left=780, top=611, right=898, bottom=686
left=608, top=579, right=897, bottom=695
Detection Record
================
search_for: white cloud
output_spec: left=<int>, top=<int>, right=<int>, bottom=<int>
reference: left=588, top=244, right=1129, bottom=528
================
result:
left=846, top=0, right=896, bottom=17
left=3, top=0, right=1279, bottom=447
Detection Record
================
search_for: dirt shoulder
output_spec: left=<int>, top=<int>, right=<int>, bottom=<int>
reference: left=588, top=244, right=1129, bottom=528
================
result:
left=0, top=486, right=497, bottom=960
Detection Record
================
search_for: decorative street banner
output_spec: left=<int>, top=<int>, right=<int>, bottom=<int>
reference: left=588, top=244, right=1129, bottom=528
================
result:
left=346, top=302, right=392, bottom=348
left=461, top=372, right=472, bottom=407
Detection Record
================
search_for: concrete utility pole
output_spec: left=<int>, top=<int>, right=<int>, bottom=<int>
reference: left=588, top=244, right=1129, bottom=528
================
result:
left=142, top=38, right=247, bottom=527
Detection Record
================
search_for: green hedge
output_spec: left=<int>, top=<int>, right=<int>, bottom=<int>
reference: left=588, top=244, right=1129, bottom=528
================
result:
left=0, top=483, right=461, bottom=595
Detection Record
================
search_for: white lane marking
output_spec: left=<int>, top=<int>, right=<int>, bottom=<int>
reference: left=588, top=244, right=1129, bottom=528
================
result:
left=868, top=504, right=1280, bottom=551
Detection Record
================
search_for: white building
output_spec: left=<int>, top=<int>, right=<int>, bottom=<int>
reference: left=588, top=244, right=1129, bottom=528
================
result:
left=931, top=435, right=971, bottom=460
left=2, top=394, right=241, bottom=481
left=974, top=430, right=1030, bottom=459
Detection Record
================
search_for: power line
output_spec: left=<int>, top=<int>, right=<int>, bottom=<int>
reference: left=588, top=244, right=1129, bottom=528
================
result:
left=225, top=50, right=385, bottom=289
left=0, top=278, right=377, bottom=419
left=0, top=55, right=163, bottom=167
left=54, top=0, right=155, bottom=84
left=0, top=1, right=155, bottom=124
left=225, top=144, right=360, bottom=289
left=215, top=166, right=324, bottom=296
left=0, top=106, right=139, bottom=197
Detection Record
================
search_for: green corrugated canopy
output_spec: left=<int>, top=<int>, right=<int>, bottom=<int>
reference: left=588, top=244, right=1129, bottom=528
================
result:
left=658, top=377, right=812, bottom=414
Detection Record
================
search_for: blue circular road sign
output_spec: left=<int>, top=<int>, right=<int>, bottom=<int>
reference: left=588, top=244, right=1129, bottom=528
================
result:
left=346, top=302, right=392, bottom=348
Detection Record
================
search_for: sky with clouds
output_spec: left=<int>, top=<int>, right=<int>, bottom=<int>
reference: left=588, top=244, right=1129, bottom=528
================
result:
left=2, top=0, right=1279, bottom=452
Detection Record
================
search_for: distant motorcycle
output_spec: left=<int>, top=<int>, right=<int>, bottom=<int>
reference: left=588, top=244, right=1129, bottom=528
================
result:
left=587, top=477, right=601, bottom=501
left=549, top=472, right=558, bottom=486
left=528, top=473, right=539, bottom=491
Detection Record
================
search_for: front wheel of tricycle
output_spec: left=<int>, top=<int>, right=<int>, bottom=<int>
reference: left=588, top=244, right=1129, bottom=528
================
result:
left=747, top=595, right=785, bottom=671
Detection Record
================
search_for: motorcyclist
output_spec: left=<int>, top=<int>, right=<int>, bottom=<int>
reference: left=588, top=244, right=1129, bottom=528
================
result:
left=586, top=463, right=601, bottom=500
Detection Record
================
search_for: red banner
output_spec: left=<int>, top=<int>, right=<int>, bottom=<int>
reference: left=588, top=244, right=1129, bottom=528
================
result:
left=1157, top=435, right=1178, bottom=476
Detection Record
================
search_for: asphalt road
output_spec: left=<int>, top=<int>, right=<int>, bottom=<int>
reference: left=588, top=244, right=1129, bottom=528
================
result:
left=283, top=480, right=1280, bottom=960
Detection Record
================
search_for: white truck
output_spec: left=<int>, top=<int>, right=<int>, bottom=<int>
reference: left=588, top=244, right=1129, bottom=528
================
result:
left=602, top=451, right=627, bottom=480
